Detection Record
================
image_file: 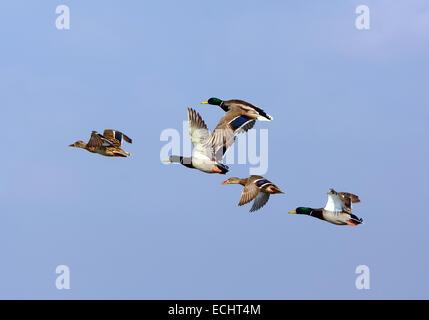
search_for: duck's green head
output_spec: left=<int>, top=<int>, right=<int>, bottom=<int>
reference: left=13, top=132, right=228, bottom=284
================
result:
left=201, top=97, right=223, bottom=106
left=289, top=207, right=312, bottom=215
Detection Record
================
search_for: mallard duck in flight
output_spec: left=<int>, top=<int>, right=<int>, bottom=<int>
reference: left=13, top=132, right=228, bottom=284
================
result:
left=201, top=98, right=273, bottom=159
left=163, top=108, right=229, bottom=174
left=69, top=129, right=132, bottom=157
left=202, top=97, right=273, bottom=121
left=222, top=175, right=284, bottom=212
left=288, top=189, right=363, bottom=226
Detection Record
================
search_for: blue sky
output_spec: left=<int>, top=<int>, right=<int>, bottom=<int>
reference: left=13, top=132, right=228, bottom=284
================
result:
left=0, top=0, right=428, bottom=299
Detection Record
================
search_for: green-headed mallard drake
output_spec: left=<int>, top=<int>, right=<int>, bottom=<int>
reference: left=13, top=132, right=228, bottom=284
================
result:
left=222, top=175, right=284, bottom=212
left=69, top=129, right=132, bottom=157
left=163, top=108, right=229, bottom=174
left=288, top=189, right=363, bottom=226
left=201, top=98, right=273, bottom=159
left=202, top=97, right=273, bottom=121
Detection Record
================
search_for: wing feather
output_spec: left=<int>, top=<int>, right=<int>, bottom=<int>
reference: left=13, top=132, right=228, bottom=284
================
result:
left=187, top=108, right=213, bottom=159
left=239, top=183, right=260, bottom=206
left=87, top=131, right=114, bottom=148
left=337, top=192, right=360, bottom=212
left=324, top=190, right=345, bottom=212
left=250, top=192, right=270, bottom=212
left=103, top=129, right=132, bottom=147
left=209, top=110, right=255, bottom=161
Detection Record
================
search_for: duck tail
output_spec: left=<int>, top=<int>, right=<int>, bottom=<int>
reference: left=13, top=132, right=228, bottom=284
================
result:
left=347, top=214, right=363, bottom=226
left=215, top=163, right=229, bottom=174
left=113, top=151, right=130, bottom=157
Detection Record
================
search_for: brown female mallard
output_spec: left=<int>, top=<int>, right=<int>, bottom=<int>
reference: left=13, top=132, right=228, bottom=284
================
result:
left=69, top=129, right=132, bottom=157
left=222, top=175, right=284, bottom=212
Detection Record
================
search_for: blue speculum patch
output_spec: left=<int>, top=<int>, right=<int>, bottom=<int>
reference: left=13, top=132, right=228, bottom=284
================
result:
left=256, top=179, right=269, bottom=187
left=230, top=116, right=249, bottom=129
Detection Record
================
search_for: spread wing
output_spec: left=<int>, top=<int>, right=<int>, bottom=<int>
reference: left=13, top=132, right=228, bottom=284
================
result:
left=86, top=131, right=115, bottom=148
left=324, top=190, right=345, bottom=212
left=238, top=183, right=260, bottom=206
left=103, top=129, right=132, bottom=147
left=187, top=108, right=213, bottom=160
left=209, top=110, right=256, bottom=161
left=250, top=192, right=270, bottom=212
left=337, top=192, right=360, bottom=212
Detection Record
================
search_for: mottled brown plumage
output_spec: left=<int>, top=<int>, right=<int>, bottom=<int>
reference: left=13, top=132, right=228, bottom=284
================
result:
left=222, top=175, right=284, bottom=212
left=102, top=129, right=132, bottom=147
left=69, top=129, right=132, bottom=157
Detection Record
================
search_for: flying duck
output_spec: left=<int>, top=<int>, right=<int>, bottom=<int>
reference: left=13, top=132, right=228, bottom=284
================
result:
left=288, top=189, right=363, bottom=226
left=163, top=108, right=229, bottom=174
left=201, top=98, right=273, bottom=159
left=222, top=175, right=284, bottom=212
left=202, top=98, right=273, bottom=121
left=69, top=129, right=132, bottom=157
